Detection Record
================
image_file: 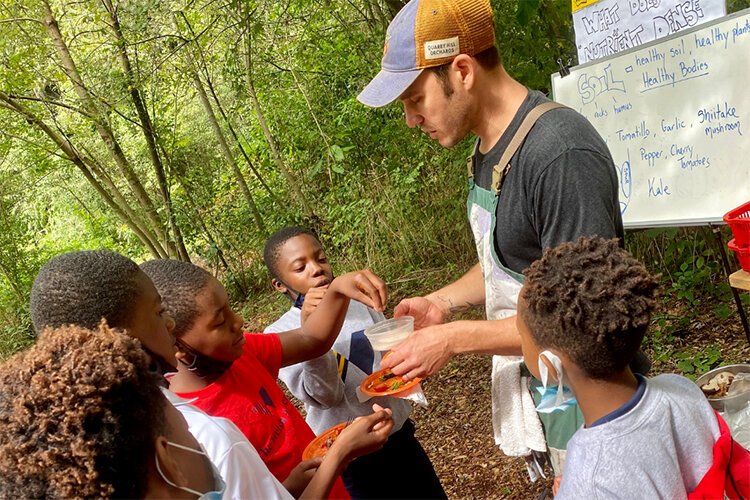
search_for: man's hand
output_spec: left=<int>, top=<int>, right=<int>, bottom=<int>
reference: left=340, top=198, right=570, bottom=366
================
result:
left=553, top=476, right=562, bottom=496
left=283, top=457, right=323, bottom=498
left=380, top=323, right=454, bottom=379
left=327, top=269, right=387, bottom=313
left=300, top=286, right=328, bottom=323
left=393, top=296, right=447, bottom=329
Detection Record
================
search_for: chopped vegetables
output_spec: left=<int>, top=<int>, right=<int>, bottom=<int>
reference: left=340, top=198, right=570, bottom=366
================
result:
left=362, top=368, right=417, bottom=395
left=388, top=380, right=404, bottom=391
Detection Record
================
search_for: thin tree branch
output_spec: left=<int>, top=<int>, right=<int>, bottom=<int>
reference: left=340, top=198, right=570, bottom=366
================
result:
left=7, top=94, right=95, bottom=118
left=0, top=129, right=70, bottom=161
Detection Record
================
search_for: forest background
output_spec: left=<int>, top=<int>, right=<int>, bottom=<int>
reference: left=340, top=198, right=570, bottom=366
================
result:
left=1, top=0, right=749, bottom=371
left=3, top=1, right=750, bottom=496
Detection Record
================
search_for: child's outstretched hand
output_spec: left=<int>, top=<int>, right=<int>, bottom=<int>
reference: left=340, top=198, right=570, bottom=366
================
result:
left=328, top=269, right=387, bottom=312
left=286, top=270, right=386, bottom=367
left=329, top=404, right=393, bottom=465
left=295, top=405, right=393, bottom=499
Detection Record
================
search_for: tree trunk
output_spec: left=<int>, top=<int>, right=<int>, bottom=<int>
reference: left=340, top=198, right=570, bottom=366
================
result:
left=204, top=78, right=277, bottom=201
left=191, top=69, right=267, bottom=236
left=177, top=15, right=277, bottom=203
left=178, top=175, right=249, bottom=295
left=41, top=1, right=173, bottom=254
left=288, top=64, right=334, bottom=184
left=0, top=92, right=166, bottom=257
left=102, top=0, right=190, bottom=261
left=242, top=19, right=315, bottom=219
left=170, top=13, right=268, bottom=237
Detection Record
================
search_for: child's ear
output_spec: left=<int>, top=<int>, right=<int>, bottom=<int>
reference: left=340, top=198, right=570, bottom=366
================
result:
left=539, top=350, right=564, bottom=385
left=271, top=278, right=288, bottom=295
left=154, top=436, right=188, bottom=489
left=174, top=341, right=194, bottom=365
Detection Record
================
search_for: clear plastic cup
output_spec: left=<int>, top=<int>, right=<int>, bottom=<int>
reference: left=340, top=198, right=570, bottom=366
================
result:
left=364, top=316, right=414, bottom=351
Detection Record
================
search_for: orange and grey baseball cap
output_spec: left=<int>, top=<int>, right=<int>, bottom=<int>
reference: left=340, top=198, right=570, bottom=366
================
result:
left=357, top=0, right=496, bottom=108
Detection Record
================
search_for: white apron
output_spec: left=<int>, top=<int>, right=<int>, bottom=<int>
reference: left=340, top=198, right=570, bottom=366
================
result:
left=466, top=102, right=564, bottom=479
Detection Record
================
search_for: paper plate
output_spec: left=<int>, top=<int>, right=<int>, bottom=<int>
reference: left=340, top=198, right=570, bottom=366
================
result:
left=360, top=368, right=421, bottom=397
left=302, top=422, right=347, bottom=460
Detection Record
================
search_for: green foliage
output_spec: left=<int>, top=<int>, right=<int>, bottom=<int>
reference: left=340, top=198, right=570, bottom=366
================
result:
left=626, top=227, right=736, bottom=318
left=0, top=0, right=746, bottom=367
left=629, top=225, right=746, bottom=379
left=674, top=345, right=723, bottom=380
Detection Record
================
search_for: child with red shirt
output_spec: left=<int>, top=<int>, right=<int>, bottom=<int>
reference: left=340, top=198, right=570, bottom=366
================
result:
left=141, top=260, right=388, bottom=499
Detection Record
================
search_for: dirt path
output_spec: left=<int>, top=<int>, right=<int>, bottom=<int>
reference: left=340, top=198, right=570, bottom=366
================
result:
left=413, top=354, right=552, bottom=499
left=406, top=305, right=749, bottom=499
left=262, top=294, right=750, bottom=499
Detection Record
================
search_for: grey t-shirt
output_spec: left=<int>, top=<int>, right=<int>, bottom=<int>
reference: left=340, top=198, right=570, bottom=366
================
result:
left=556, top=374, right=719, bottom=499
left=473, top=89, right=624, bottom=273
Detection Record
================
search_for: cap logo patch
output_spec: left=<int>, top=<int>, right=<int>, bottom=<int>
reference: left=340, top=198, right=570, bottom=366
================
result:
left=424, top=36, right=460, bottom=60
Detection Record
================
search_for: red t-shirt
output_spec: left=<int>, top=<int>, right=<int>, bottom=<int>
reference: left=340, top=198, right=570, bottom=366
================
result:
left=174, top=333, right=349, bottom=499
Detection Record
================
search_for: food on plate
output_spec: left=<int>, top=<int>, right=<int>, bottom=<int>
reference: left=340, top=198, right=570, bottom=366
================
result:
left=302, top=422, right=347, bottom=460
left=360, top=368, right=421, bottom=396
left=367, top=370, right=405, bottom=393
left=701, top=371, right=735, bottom=398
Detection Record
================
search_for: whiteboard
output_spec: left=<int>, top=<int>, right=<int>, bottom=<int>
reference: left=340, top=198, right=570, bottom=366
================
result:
left=552, top=8, right=750, bottom=228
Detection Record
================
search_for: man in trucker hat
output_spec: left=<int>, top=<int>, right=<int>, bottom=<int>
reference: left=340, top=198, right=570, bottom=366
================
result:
left=357, top=0, right=495, bottom=107
left=358, top=0, right=632, bottom=490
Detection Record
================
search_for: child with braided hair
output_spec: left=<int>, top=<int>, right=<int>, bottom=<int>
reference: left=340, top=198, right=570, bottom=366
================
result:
left=517, top=236, right=748, bottom=498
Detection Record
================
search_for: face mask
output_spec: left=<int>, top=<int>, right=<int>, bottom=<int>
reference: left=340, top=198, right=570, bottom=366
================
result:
left=282, top=273, right=335, bottom=309
left=155, top=440, right=226, bottom=499
left=176, top=339, right=232, bottom=379
left=293, top=293, right=305, bottom=309
left=534, top=350, right=577, bottom=414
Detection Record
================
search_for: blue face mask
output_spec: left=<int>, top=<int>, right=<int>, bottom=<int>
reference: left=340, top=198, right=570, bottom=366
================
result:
left=293, top=293, right=305, bottom=309
left=155, top=440, right=226, bottom=499
left=534, top=350, right=577, bottom=414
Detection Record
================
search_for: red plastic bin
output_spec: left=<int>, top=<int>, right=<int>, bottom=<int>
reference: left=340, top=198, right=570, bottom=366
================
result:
left=728, top=239, right=750, bottom=272
left=724, top=200, right=750, bottom=248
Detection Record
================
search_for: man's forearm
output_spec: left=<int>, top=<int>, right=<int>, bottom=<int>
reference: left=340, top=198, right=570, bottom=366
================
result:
left=426, top=263, right=485, bottom=318
left=445, top=316, right=522, bottom=357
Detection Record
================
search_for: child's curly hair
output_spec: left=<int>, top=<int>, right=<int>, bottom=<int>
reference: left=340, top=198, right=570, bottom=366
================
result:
left=521, top=236, right=659, bottom=379
left=0, top=323, right=167, bottom=498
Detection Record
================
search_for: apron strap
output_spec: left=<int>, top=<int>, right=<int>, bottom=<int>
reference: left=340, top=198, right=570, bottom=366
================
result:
left=491, top=101, right=566, bottom=195
left=467, top=140, right=480, bottom=179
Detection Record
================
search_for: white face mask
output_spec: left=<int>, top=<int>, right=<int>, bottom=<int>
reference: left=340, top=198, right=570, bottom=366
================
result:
left=535, top=350, right=577, bottom=414
left=155, top=440, right=226, bottom=499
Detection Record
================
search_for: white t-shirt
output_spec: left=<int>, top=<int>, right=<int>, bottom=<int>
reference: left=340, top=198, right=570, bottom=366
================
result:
left=163, top=389, right=294, bottom=500
left=557, top=374, right=720, bottom=499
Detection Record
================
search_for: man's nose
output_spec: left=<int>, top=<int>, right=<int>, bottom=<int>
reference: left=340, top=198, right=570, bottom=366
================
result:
left=403, top=106, right=422, bottom=128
